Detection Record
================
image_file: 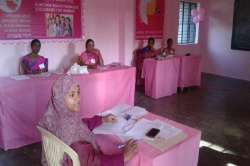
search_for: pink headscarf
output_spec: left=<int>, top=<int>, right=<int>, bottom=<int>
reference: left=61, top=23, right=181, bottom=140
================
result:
left=39, top=75, right=98, bottom=148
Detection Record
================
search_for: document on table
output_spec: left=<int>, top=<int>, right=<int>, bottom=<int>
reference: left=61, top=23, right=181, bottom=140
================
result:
left=100, top=104, right=148, bottom=120
left=94, top=116, right=187, bottom=152
left=143, top=120, right=187, bottom=152
left=94, top=104, right=149, bottom=136
left=93, top=116, right=136, bottom=136
left=123, top=118, right=163, bottom=140
left=10, top=75, right=30, bottom=80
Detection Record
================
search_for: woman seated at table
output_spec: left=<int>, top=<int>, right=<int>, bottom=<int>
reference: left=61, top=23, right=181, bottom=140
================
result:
left=78, top=39, right=104, bottom=68
left=21, top=39, right=48, bottom=74
left=141, top=37, right=157, bottom=58
left=134, top=38, right=157, bottom=85
left=39, top=75, right=138, bottom=166
left=161, top=38, right=175, bottom=56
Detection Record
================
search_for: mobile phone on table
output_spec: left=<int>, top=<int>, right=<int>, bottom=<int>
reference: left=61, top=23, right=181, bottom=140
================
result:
left=146, top=128, right=160, bottom=138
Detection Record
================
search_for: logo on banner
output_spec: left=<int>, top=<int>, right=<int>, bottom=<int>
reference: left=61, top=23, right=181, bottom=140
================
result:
left=0, top=0, right=22, bottom=13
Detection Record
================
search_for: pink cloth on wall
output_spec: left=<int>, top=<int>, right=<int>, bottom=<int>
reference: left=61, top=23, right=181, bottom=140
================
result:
left=95, top=113, right=201, bottom=166
left=178, top=55, right=202, bottom=88
left=142, top=58, right=180, bottom=99
left=0, top=67, right=135, bottom=150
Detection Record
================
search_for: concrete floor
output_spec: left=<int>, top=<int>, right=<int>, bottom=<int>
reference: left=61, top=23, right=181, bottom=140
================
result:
left=0, top=73, right=250, bottom=166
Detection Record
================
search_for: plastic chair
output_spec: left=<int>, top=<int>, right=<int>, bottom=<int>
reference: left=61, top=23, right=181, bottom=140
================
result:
left=37, top=126, right=81, bottom=166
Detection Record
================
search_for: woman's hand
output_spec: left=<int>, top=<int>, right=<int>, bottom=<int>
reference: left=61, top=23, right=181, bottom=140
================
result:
left=102, top=114, right=117, bottom=123
left=123, top=139, right=138, bottom=162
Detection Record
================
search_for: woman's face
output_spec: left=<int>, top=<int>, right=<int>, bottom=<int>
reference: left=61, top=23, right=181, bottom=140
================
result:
left=64, top=85, right=80, bottom=112
left=148, top=40, right=155, bottom=48
left=86, top=41, right=94, bottom=52
left=48, top=18, right=52, bottom=25
left=167, top=40, right=173, bottom=47
left=56, top=16, right=60, bottom=24
left=61, top=16, right=65, bottom=23
left=31, top=42, right=41, bottom=54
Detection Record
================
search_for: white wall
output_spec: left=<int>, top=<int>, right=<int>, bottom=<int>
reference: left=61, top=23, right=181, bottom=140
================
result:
left=203, top=0, right=250, bottom=81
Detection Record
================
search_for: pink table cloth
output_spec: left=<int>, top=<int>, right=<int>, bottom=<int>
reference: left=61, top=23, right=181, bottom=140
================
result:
left=96, top=113, right=201, bottom=166
left=142, top=58, right=180, bottom=99
left=178, top=55, right=202, bottom=89
left=0, top=66, right=135, bottom=150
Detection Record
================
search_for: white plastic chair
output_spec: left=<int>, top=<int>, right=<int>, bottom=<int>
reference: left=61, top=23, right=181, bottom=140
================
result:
left=37, top=126, right=81, bottom=166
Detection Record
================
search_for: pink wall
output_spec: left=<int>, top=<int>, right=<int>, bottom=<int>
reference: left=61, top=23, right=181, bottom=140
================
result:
left=203, top=0, right=250, bottom=81
left=0, top=0, right=207, bottom=77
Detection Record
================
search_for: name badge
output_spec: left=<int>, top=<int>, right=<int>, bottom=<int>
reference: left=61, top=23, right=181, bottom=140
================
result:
left=90, top=58, right=96, bottom=64
left=39, top=63, right=45, bottom=69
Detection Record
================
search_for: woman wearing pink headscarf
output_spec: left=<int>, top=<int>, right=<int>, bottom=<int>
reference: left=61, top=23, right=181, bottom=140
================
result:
left=39, top=76, right=137, bottom=166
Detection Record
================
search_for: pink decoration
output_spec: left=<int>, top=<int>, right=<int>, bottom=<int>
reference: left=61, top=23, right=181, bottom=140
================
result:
left=136, top=0, right=165, bottom=39
left=0, top=67, right=135, bottom=150
left=193, top=16, right=199, bottom=24
left=197, top=15, right=205, bottom=22
left=191, top=9, right=198, bottom=17
left=197, top=8, right=205, bottom=16
left=0, top=0, right=82, bottom=40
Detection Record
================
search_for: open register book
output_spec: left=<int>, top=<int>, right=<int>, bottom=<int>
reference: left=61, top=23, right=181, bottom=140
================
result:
left=93, top=104, right=187, bottom=152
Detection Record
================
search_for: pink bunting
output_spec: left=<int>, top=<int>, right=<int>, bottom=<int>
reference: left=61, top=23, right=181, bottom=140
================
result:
left=191, top=9, right=198, bottom=17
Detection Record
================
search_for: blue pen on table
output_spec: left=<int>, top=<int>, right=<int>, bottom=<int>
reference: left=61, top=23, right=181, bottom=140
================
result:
left=124, top=114, right=131, bottom=120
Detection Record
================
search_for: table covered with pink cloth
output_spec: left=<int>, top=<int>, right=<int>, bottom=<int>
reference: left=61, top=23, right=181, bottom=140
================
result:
left=0, top=66, right=135, bottom=150
left=95, top=113, right=201, bottom=166
left=142, top=58, right=180, bottom=99
left=178, top=55, right=202, bottom=89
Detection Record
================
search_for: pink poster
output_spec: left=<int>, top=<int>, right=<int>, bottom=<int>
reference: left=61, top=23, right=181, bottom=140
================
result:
left=135, top=0, right=164, bottom=40
left=0, top=0, right=82, bottom=40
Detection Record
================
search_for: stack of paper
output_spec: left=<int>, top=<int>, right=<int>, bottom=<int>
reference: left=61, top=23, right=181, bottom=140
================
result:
left=100, top=104, right=148, bottom=120
left=67, top=63, right=89, bottom=75
left=10, top=75, right=30, bottom=80
left=94, top=104, right=148, bottom=135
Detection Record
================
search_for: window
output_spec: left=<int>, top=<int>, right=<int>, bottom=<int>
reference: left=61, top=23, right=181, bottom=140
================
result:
left=177, top=1, right=198, bottom=45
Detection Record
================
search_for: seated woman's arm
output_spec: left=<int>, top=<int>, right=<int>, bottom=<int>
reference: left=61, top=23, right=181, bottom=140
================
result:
left=21, top=62, right=28, bottom=74
left=94, top=49, right=104, bottom=66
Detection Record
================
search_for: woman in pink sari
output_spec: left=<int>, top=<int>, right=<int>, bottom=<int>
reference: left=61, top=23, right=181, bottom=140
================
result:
left=78, top=39, right=104, bottom=69
left=39, top=76, right=137, bottom=166
left=21, top=39, right=48, bottom=74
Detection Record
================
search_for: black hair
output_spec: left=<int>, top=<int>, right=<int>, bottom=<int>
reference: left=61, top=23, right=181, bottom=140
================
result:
left=31, top=39, right=41, bottom=47
left=85, top=39, right=94, bottom=48
left=167, top=38, right=173, bottom=43
left=66, top=17, right=71, bottom=22
left=148, top=37, right=155, bottom=44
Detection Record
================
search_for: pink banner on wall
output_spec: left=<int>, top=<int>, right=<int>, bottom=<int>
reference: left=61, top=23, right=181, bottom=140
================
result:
left=135, top=0, right=164, bottom=40
left=0, top=0, right=82, bottom=40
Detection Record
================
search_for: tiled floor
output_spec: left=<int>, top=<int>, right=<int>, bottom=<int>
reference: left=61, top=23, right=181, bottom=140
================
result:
left=1, top=73, right=250, bottom=166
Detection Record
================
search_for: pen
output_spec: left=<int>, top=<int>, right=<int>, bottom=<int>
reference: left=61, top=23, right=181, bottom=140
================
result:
left=117, top=144, right=126, bottom=149
left=117, top=140, right=138, bottom=149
